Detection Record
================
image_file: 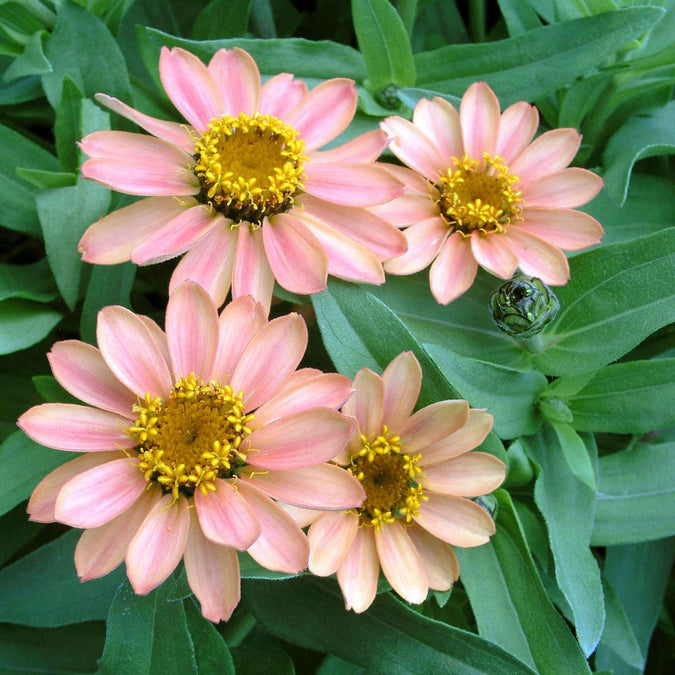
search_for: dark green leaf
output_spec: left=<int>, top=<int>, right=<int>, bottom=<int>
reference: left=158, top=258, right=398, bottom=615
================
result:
left=0, top=73, right=43, bottom=105
left=239, top=551, right=299, bottom=580
left=184, top=599, right=235, bottom=674
left=599, top=577, right=643, bottom=670
left=32, top=375, right=80, bottom=404
left=0, top=259, right=58, bottom=303
left=0, top=299, right=62, bottom=355
left=192, top=0, right=252, bottom=40
left=318, top=655, right=363, bottom=675
left=54, top=76, right=83, bottom=173
left=2, top=30, right=51, bottom=82
left=496, top=0, right=542, bottom=36
left=0, top=502, right=44, bottom=566
left=231, top=644, right=295, bottom=675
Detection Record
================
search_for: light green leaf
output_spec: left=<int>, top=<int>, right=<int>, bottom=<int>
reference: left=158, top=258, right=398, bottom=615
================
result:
left=2, top=30, right=51, bottom=82
left=54, top=76, right=83, bottom=173
left=192, top=0, right=252, bottom=40
left=14, top=168, right=77, bottom=189
left=496, top=0, right=543, bottom=35
left=549, top=421, right=597, bottom=491
left=0, top=259, right=58, bottom=303
left=0, top=299, right=62, bottom=355
left=239, top=551, right=300, bottom=580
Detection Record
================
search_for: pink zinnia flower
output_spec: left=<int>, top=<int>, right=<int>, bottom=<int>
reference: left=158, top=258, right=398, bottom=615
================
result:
left=18, top=282, right=364, bottom=622
left=295, top=352, right=506, bottom=612
left=78, top=47, right=406, bottom=311
left=376, top=82, right=604, bottom=304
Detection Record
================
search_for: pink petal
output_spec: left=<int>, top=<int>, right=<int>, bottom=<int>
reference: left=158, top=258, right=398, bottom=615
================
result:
left=470, top=232, right=519, bottom=279
left=342, top=368, right=384, bottom=439
left=260, top=73, right=308, bottom=119
left=382, top=164, right=433, bottom=195
left=384, top=216, right=448, bottom=275
left=18, top=404, right=136, bottom=452
left=79, top=197, right=192, bottom=265
left=519, top=208, right=604, bottom=251
left=460, top=82, right=501, bottom=161
left=231, top=225, right=275, bottom=314
left=503, top=227, right=570, bottom=285
left=510, top=128, right=581, bottom=185
left=126, top=494, right=191, bottom=595
left=241, top=463, right=364, bottom=510
left=429, top=231, right=478, bottom=304
left=235, top=481, right=309, bottom=573
left=80, top=130, right=193, bottom=165
left=375, top=521, right=428, bottom=604
left=304, top=162, right=404, bottom=207
left=262, top=213, right=328, bottom=294
left=282, top=502, right=323, bottom=528
left=337, top=526, right=379, bottom=613
left=369, top=192, right=437, bottom=228
left=310, top=129, right=388, bottom=164
left=208, top=47, right=261, bottom=117
left=54, top=457, right=147, bottom=528
left=308, top=511, right=359, bottom=576
left=184, top=509, right=241, bottom=623
left=194, top=478, right=261, bottom=550
left=412, top=97, right=464, bottom=164
left=287, top=78, right=357, bottom=152
left=97, top=305, right=173, bottom=398
left=399, top=401, right=469, bottom=453
left=521, top=168, right=603, bottom=208
left=406, top=525, right=459, bottom=591
left=48, top=341, right=136, bottom=417
left=381, top=352, right=422, bottom=432
left=415, top=493, right=496, bottom=547
left=230, top=313, right=307, bottom=411
left=95, top=94, right=195, bottom=153
left=496, top=101, right=539, bottom=165
left=422, top=410, right=494, bottom=466
left=159, top=47, right=222, bottom=131
left=138, top=315, right=171, bottom=367
left=422, top=452, right=506, bottom=497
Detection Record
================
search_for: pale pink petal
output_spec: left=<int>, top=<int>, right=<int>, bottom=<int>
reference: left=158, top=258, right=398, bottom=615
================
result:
left=27, top=452, right=121, bottom=523
left=138, top=316, right=170, bottom=368
left=230, top=313, right=307, bottom=411
left=308, top=511, right=359, bottom=576
left=413, top=97, right=464, bottom=163
left=399, top=401, right=469, bottom=452
left=382, top=164, right=432, bottom=195
left=245, top=409, right=353, bottom=470
left=429, top=231, right=478, bottom=304
left=384, top=217, right=448, bottom=275
left=304, top=162, right=404, bottom=207
left=282, top=502, right=323, bottom=528
left=338, top=428, right=363, bottom=466
left=241, top=464, right=364, bottom=509
left=194, top=479, right=261, bottom=550
left=381, top=352, right=422, bottom=432
left=273, top=368, right=322, bottom=394
left=369, top=192, right=437, bottom=228
left=184, top=509, right=240, bottom=623
left=518, top=208, right=604, bottom=251
left=422, top=410, right=494, bottom=466
left=422, top=452, right=506, bottom=497
left=95, top=94, right=195, bottom=152
left=166, top=281, right=219, bottom=380
left=235, top=481, right=309, bottom=573
left=208, top=47, right=261, bottom=116
left=342, top=368, right=384, bottom=439
left=126, top=494, right=190, bottom=594
left=496, top=101, right=539, bottom=164
left=310, top=129, right=388, bottom=164
left=376, top=521, right=428, bottom=604
left=130, top=206, right=221, bottom=266
left=263, top=213, right=328, bottom=294
left=169, top=223, right=238, bottom=307
left=510, top=128, right=581, bottom=185
left=48, top=341, right=136, bottom=417
left=503, top=228, right=570, bottom=285
left=54, top=457, right=147, bottom=528
left=470, top=232, right=519, bottom=279
left=287, top=78, right=357, bottom=152
left=337, top=526, right=379, bottom=613
left=231, top=225, right=275, bottom=313
left=415, top=493, right=496, bottom=547
left=460, top=82, right=501, bottom=161
left=79, top=197, right=192, bottom=265
left=74, top=490, right=156, bottom=581
left=97, top=306, right=173, bottom=398
left=521, top=168, right=603, bottom=208
left=406, top=525, right=459, bottom=591
left=80, top=131, right=193, bottom=165
left=159, top=47, right=222, bottom=131
left=18, top=404, right=136, bottom=452
left=260, top=73, right=308, bottom=119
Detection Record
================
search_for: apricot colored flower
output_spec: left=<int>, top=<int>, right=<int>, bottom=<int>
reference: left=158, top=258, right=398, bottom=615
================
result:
left=299, top=352, right=506, bottom=612
left=18, top=282, right=363, bottom=622
left=78, top=47, right=406, bottom=312
left=377, top=82, right=604, bottom=304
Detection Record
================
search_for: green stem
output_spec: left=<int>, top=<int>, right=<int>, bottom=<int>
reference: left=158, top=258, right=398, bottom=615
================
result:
left=522, top=333, right=545, bottom=354
left=469, top=0, right=486, bottom=42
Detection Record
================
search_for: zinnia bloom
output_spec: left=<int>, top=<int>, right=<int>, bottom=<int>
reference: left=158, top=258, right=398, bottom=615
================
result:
left=297, top=352, right=506, bottom=612
left=78, top=47, right=406, bottom=311
left=376, top=82, right=604, bottom=304
left=18, top=282, right=363, bottom=622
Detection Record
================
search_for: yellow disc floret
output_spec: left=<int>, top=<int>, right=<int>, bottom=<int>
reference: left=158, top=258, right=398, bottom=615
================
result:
left=193, top=112, right=306, bottom=225
left=128, top=374, right=255, bottom=501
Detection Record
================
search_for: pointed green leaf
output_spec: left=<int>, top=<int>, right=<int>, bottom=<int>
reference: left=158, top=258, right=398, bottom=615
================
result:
left=0, top=299, right=62, bottom=355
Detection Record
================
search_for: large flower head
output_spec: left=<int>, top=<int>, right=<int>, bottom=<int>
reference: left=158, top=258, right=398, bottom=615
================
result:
left=78, top=47, right=406, bottom=312
left=377, top=82, right=604, bottom=304
left=18, top=282, right=364, bottom=622
left=298, top=352, right=506, bottom=612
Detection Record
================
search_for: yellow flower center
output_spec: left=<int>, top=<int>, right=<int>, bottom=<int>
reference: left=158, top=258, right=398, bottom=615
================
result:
left=348, top=426, right=426, bottom=532
left=193, top=112, right=307, bottom=226
left=436, top=153, right=523, bottom=236
left=128, top=374, right=255, bottom=501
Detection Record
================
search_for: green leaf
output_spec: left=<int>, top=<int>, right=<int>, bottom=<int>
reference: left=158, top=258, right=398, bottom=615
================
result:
left=592, top=442, right=675, bottom=546
left=534, top=230, right=675, bottom=375
left=523, top=428, right=604, bottom=656
left=231, top=644, right=295, bottom=675
left=0, top=259, right=58, bottom=303
left=239, top=551, right=300, bottom=580
left=599, top=577, right=643, bottom=670
left=184, top=600, right=235, bottom=674
left=548, top=421, right=597, bottom=491
left=496, top=0, right=543, bottom=36
left=0, top=73, right=43, bottom=105
left=2, top=30, right=51, bottom=82
left=558, top=71, right=614, bottom=129
left=14, top=168, right=78, bottom=189
left=0, top=1, right=44, bottom=45
left=0, top=529, right=124, bottom=625
left=54, top=76, right=84, bottom=173
left=32, top=374, right=79, bottom=404
left=244, top=576, right=537, bottom=674
left=192, top=0, right=252, bottom=40
left=0, top=502, right=44, bottom=567
left=0, top=299, right=62, bottom=355
left=413, top=7, right=664, bottom=105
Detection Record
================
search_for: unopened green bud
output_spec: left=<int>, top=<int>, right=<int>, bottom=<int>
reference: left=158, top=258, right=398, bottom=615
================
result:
left=375, top=83, right=401, bottom=109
